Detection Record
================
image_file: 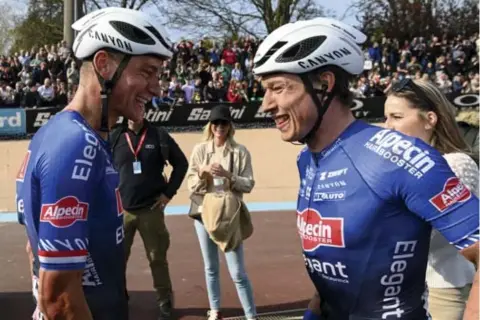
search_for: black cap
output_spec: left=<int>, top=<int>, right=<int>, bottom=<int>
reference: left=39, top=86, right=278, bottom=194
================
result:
left=209, top=105, right=232, bottom=122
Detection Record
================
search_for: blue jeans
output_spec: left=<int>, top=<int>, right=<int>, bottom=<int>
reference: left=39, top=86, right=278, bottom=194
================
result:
left=194, top=220, right=257, bottom=318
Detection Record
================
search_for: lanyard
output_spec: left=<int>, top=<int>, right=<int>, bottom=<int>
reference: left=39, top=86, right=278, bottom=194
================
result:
left=125, top=129, right=148, bottom=161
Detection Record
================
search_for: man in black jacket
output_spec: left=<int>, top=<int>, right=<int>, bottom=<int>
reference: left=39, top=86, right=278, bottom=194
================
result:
left=111, top=118, right=188, bottom=320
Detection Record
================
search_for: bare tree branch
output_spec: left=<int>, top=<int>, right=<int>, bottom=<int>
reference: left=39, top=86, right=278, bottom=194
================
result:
left=158, top=0, right=330, bottom=38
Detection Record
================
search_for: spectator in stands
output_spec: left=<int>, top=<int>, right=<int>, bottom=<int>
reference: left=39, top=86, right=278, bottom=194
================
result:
left=55, top=81, right=68, bottom=107
left=58, top=40, right=71, bottom=59
left=221, top=43, right=236, bottom=66
left=13, top=82, right=25, bottom=105
left=1, top=31, right=478, bottom=108
left=48, top=54, right=65, bottom=81
left=0, top=80, right=8, bottom=105
left=384, top=79, right=478, bottom=320
left=231, top=62, right=243, bottom=81
left=22, top=82, right=41, bottom=108
left=33, top=61, right=50, bottom=85
left=66, top=60, right=79, bottom=86
left=37, top=78, right=55, bottom=106
left=203, top=80, right=217, bottom=102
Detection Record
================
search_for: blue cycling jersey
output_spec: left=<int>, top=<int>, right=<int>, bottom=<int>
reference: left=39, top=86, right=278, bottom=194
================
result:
left=296, top=120, right=479, bottom=320
left=16, top=110, right=127, bottom=314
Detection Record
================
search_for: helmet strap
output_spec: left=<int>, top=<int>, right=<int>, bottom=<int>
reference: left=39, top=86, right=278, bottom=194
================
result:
left=297, top=73, right=336, bottom=145
left=94, top=54, right=132, bottom=134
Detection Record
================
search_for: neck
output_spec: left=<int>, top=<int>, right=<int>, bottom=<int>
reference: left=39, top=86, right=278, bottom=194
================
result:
left=214, top=137, right=226, bottom=147
left=129, top=122, right=144, bottom=134
left=307, top=101, right=356, bottom=153
left=64, top=84, right=119, bottom=140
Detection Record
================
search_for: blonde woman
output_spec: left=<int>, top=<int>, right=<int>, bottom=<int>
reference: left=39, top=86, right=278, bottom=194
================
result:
left=384, top=78, right=478, bottom=320
left=186, top=105, right=257, bottom=320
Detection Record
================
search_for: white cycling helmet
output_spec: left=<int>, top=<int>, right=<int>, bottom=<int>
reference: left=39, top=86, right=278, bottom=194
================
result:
left=71, top=8, right=174, bottom=133
left=253, top=18, right=367, bottom=145
left=253, top=17, right=366, bottom=76
left=72, top=7, right=173, bottom=60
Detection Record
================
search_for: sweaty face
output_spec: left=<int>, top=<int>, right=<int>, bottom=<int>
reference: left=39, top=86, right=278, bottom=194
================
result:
left=111, top=55, right=163, bottom=122
left=260, top=74, right=317, bottom=142
left=384, top=95, right=433, bottom=144
left=211, top=120, right=230, bottom=140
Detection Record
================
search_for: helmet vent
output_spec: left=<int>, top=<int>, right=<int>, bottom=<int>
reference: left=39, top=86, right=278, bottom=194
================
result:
left=109, top=21, right=155, bottom=45
left=145, top=26, right=172, bottom=52
left=275, top=35, right=326, bottom=63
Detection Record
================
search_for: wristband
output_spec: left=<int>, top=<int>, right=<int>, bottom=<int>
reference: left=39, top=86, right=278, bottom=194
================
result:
left=303, top=309, right=322, bottom=320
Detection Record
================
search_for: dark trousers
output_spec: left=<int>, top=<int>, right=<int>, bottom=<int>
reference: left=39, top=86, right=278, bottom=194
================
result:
left=124, top=206, right=173, bottom=303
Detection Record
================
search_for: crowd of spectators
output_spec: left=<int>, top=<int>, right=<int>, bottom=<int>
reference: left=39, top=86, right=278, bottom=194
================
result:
left=0, top=32, right=479, bottom=108
left=352, top=34, right=480, bottom=99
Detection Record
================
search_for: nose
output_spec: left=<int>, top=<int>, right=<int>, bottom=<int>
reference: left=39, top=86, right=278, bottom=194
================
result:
left=384, top=117, right=394, bottom=129
left=148, top=77, right=161, bottom=97
left=261, top=89, right=277, bottom=114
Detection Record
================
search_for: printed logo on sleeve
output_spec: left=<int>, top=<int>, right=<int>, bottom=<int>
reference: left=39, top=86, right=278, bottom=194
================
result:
left=429, top=177, right=472, bottom=212
left=40, top=196, right=89, bottom=228
left=16, top=150, right=31, bottom=182
left=297, top=208, right=345, bottom=251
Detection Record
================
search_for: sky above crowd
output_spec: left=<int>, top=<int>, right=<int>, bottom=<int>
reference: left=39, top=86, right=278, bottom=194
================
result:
left=4, top=0, right=355, bottom=42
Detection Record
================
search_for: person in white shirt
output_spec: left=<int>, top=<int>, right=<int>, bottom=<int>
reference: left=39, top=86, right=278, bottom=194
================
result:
left=384, top=78, right=478, bottom=320
left=37, top=78, right=55, bottom=105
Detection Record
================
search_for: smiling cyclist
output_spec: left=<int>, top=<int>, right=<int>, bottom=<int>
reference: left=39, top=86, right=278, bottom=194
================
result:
left=252, top=17, right=479, bottom=320
left=16, top=7, right=173, bottom=320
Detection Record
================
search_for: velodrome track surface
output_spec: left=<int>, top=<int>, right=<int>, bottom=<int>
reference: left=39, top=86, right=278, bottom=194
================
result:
left=0, top=209, right=314, bottom=320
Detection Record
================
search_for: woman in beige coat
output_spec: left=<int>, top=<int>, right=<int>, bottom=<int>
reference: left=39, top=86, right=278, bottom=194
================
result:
left=186, top=105, right=257, bottom=320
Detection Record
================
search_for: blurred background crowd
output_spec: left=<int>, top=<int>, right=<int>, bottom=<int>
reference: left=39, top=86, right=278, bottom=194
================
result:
left=0, top=33, right=479, bottom=108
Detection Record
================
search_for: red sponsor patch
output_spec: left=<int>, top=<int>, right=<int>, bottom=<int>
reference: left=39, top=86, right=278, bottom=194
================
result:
left=429, top=177, right=472, bottom=212
left=297, top=208, right=345, bottom=251
left=16, top=150, right=31, bottom=182
left=40, top=196, right=89, bottom=228
left=115, top=188, right=124, bottom=216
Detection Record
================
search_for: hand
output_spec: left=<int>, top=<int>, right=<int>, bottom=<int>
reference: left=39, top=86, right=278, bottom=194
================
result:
left=151, top=194, right=170, bottom=210
left=199, top=164, right=212, bottom=178
left=211, top=163, right=231, bottom=178
left=305, top=291, right=322, bottom=317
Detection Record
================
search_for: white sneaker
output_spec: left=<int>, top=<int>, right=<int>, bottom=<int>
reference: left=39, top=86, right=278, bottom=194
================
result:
left=207, top=310, right=223, bottom=320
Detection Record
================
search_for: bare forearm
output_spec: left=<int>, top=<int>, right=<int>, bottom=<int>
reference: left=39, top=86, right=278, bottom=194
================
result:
left=464, top=269, right=479, bottom=320
left=39, top=293, right=92, bottom=320
left=38, top=269, right=93, bottom=320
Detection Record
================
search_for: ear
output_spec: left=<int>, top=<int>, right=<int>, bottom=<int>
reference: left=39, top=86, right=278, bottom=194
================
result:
left=92, top=50, right=116, bottom=80
left=317, top=71, right=336, bottom=92
left=424, top=111, right=438, bottom=130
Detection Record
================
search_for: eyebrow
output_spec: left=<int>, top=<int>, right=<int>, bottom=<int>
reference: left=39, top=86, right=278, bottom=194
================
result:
left=263, top=80, right=288, bottom=87
left=387, top=111, right=403, bottom=115
left=144, top=65, right=158, bottom=72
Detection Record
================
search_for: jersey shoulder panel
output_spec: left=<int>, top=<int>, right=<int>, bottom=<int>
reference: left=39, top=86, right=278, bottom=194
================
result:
left=342, top=125, right=479, bottom=249
left=35, top=111, right=105, bottom=185
left=340, top=125, right=438, bottom=200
